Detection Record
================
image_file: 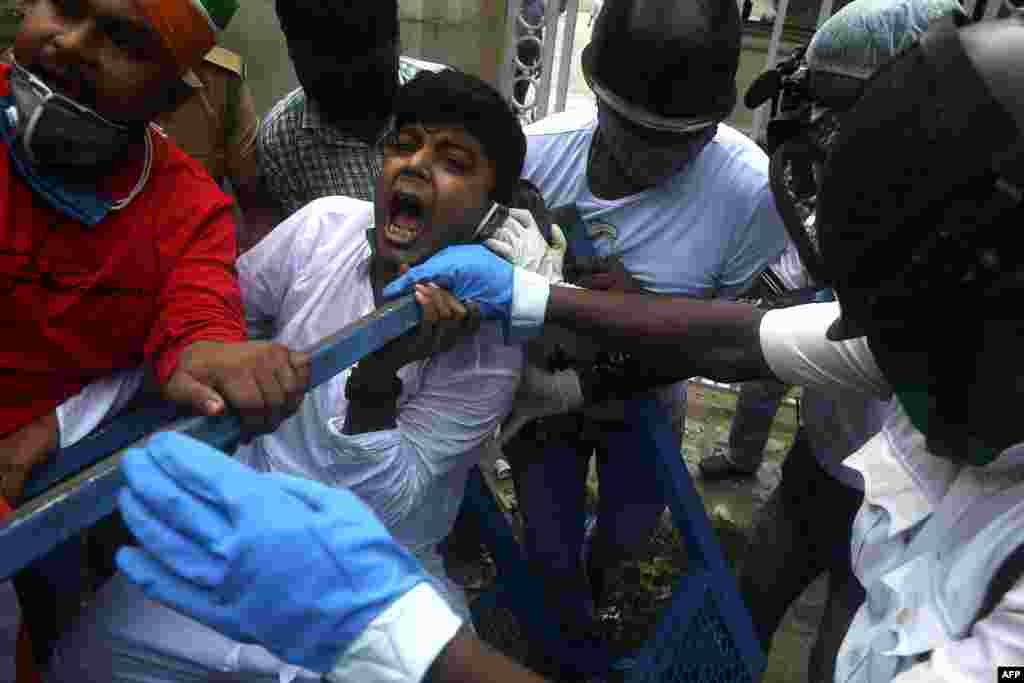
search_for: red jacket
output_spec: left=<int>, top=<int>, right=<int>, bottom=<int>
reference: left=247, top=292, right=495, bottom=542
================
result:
left=0, top=64, right=246, bottom=437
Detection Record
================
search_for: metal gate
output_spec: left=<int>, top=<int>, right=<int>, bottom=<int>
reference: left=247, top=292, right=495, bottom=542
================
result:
left=499, top=0, right=583, bottom=125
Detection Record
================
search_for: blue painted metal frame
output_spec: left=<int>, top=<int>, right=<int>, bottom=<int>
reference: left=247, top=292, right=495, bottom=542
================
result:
left=463, top=398, right=766, bottom=682
left=0, top=295, right=421, bottom=581
left=625, top=397, right=765, bottom=682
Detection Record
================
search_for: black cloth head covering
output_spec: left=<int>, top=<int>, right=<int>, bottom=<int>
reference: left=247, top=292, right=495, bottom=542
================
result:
left=817, top=18, right=1022, bottom=339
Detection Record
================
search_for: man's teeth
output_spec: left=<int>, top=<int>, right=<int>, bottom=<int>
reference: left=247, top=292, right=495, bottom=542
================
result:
left=385, top=221, right=418, bottom=244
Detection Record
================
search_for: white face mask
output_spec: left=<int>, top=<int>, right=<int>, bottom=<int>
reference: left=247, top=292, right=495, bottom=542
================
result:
left=7, top=60, right=135, bottom=169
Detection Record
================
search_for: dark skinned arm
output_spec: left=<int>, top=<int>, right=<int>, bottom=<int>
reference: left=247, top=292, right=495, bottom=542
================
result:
left=426, top=626, right=549, bottom=683
left=546, top=286, right=776, bottom=385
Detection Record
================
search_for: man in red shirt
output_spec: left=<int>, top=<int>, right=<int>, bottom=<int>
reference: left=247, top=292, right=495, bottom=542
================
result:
left=0, top=0, right=309, bottom=670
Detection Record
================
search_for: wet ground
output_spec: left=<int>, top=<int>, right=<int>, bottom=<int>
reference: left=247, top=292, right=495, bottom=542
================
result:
left=473, top=383, right=829, bottom=683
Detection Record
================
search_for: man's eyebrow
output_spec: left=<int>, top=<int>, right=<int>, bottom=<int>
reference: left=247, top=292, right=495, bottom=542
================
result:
left=418, top=126, right=482, bottom=157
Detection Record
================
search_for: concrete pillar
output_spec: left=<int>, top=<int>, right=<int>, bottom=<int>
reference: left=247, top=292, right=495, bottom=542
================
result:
left=399, top=0, right=508, bottom=87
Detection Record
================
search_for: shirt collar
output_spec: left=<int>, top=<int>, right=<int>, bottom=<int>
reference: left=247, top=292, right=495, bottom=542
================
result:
left=301, top=93, right=379, bottom=149
left=843, top=401, right=945, bottom=537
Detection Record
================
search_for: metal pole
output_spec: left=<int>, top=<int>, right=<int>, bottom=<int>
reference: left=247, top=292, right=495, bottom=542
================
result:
left=1, top=295, right=421, bottom=580
left=500, top=0, right=526, bottom=103
left=552, top=0, right=580, bottom=114
left=751, top=0, right=791, bottom=143
left=535, top=0, right=563, bottom=120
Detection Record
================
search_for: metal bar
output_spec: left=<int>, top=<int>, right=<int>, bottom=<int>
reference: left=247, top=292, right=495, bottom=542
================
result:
left=627, top=398, right=767, bottom=680
left=500, top=0, right=525, bottom=103
left=535, top=0, right=563, bottom=120
left=21, top=402, right=179, bottom=502
left=751, top=0, right=792, bottom=143
left=1, top=295, right=420, bottom=580
left=552, top=0, right=580, bottom=114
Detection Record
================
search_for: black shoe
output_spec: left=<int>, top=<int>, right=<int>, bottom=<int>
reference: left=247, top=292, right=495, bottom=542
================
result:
left=698, top=449, right=758, bottom=481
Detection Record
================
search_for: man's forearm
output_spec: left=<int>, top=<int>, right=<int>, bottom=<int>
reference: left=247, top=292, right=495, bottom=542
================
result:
left=427, top=627, right=549, bottom=683
left=546, top=287, right=775, bottom=384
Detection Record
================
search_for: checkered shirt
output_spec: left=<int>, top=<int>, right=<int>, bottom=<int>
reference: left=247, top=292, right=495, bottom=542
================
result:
left=258, top=56, right=446, bottom=216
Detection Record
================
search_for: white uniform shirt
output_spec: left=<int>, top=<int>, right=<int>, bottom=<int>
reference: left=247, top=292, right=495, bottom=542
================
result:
left=761, top=303, right=1024, bottom=681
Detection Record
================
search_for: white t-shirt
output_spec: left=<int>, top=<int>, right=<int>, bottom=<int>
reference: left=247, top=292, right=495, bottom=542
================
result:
left=523, top=105, right=788, bottom=298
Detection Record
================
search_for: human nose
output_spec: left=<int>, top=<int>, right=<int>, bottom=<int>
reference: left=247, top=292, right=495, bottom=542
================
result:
left=402, top=145, right=434, bottom=182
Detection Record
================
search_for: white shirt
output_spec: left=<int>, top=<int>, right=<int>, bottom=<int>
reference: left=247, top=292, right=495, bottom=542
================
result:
left=49, top=196, right=522, bottom=683
left=760, top=303, right=1024, bottom=681
left=768, top=246, right=887, bottom=490
left=523, top=105, right=787, bottom=298
left=235, top=197, right=523, bottom=613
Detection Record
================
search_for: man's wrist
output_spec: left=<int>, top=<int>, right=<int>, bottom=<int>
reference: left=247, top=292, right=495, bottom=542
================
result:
left=325, top=583, right=463, bottom=683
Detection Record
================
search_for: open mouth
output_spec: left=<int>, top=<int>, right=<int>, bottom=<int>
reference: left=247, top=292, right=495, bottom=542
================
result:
left=384, top=190, right=427, bottom=246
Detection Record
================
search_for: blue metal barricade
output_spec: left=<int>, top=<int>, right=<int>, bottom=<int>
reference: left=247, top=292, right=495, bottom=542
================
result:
left=464, top=398, right=766, bottom=682
left=2, top=298, right=764, bottom=682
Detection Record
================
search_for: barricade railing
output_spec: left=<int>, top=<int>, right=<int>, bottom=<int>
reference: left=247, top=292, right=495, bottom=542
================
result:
left=0, top=295, right=421, bottom=580
left=2, top=295, right=765, bottom=681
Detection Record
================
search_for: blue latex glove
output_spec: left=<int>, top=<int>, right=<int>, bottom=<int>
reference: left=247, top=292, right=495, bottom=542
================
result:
left=382, top=244, right=515, bottom=322
left=115, top=432, right=427, bottom=673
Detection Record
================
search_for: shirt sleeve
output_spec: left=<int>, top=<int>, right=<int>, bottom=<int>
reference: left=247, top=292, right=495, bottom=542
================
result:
left=759, top=302, right=891, bottom=399
left=147, top=191, right=247, bottom=385
left=326, top=325, right=523, bottom=526
left=236, top=200, right=324, bottom=330
left=56, top=367, right=146, bottom=448
left=225, top=77, right=260, bottom=192
left=718, top=185, right=789, bottom=298
left=890, top=584, right=1024, bottom=682
left=257, top=117, right=304, bottom=218
left=326, top=583, right=463, bottom=683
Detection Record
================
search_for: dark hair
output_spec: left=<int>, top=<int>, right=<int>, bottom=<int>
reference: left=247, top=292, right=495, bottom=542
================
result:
left=275, top=0, right=398, bottom=53
left=392, top=69, right=527, bottom=204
